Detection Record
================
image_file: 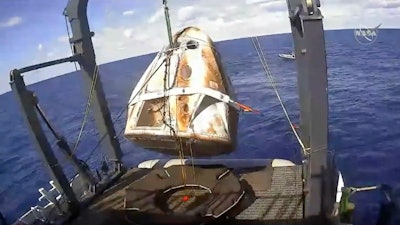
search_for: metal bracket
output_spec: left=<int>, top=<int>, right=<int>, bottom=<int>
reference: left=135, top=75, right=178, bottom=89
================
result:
left=303, top=0, right=320, bottom=15
left=287, top=0, right=322, bottom=37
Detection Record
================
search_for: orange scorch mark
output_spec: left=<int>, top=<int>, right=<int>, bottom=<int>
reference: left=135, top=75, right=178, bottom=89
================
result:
left=201, top=48, right=226, bottom=93
left=207, top=122, right=217, bottom=134
left=207, top=116, right=224, bottom=135
left=177, top=55, right=190, bottom=88
left=175, top=53, right=193, bottom=132
left=176, top=96, right=190, bottom=132
left=215, top=116, right=223, bottom=126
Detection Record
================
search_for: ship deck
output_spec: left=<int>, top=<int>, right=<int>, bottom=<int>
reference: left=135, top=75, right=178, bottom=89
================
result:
left=65, top=161, right=307, bottom=225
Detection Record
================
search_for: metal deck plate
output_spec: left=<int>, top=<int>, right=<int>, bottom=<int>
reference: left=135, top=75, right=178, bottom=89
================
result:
left=64, top=165, right=304, bottom=225
left=235, top=165, right=303, bottom=221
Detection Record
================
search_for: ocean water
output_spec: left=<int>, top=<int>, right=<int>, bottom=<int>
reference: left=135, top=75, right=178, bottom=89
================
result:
left=1, top=29, right=400, bottom=224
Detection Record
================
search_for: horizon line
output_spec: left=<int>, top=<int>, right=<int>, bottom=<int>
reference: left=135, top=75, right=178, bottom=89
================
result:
left=0, top=27, right=398, bottom=95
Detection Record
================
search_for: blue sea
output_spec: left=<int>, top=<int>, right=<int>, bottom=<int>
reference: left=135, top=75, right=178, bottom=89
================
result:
left=1, top=29, right=400, bottom=224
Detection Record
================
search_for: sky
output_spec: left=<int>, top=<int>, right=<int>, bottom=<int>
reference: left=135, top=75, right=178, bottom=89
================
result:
left=0, top=0, right=399, bottom=94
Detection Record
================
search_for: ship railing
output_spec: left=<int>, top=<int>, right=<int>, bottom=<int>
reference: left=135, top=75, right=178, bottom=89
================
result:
left=13, top=174, right=85, bottom=225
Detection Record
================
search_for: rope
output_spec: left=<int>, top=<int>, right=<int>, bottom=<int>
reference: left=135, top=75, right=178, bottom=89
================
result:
left=53, top=13, right=99, bottom=165
left=161, top=48, right=188, bottom=185
left=158, top=11, right=200, bottom=186
left=53, top=53, right=165, bottom=167
left=250, top=36, right=309, bottom=155
left=72, top=65, right=99, bottom=155
left=189, top=142, right=196, bottom=182
left=49, top=65, right=100, bottom=168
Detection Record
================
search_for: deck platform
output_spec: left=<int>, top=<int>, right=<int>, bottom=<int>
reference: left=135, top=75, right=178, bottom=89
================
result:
left=64, top=161, right=304, bottom=225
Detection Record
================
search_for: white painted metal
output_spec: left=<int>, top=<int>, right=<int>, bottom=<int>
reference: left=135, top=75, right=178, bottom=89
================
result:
left=13, top=175, right=87, bottom=225
left=331, top=172, right=350, bottom=225
left=336, top=172, right=345, bottom=203
left=137, top=158, right=295, bottom=169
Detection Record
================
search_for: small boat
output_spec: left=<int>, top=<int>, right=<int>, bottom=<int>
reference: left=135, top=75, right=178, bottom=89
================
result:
left=278, top=51, right=295, bottom=60
left=124, top=26, right=239, bottom=157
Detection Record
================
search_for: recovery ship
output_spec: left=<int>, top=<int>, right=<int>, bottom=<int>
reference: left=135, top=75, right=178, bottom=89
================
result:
left=5, top=0, right=397, bottom=224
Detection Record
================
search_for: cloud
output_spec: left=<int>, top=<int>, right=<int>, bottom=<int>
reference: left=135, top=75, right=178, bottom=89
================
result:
left=57, top=35, right=69, bottom=43
left=123, top=28, right=134, bottom=39
left=0, top=16, right=22, bottom=28
left=21, top=45, right=76, bottom=90
left=20, top=1, right=400, bottom=65
left=365, top=0, right=400, bottom=8
left=260, top=1, right=286, bottom=11
left=94, top=0, right=398, bottom=59
left=122, top=10, right=135, bottom=16
left=148, top=8, right=164, bottom=24
left=1, top=0, right=399, bottom=94
left=86, top=1, right=290, bottom=64
left=0, top=36, right=77, bottom=94
left=245, top=0, right=272, bottom=4
left=177, top=6, right=195, bottom=21
left=46, top=52, right=55, bottom=57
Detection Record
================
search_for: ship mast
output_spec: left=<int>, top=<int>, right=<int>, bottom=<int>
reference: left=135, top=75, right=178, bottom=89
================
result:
left=9, top=0, right=125, bottom=216
left=286, top=0, right=338, bottom=219
left=64, top=0, right=123, bottom=172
